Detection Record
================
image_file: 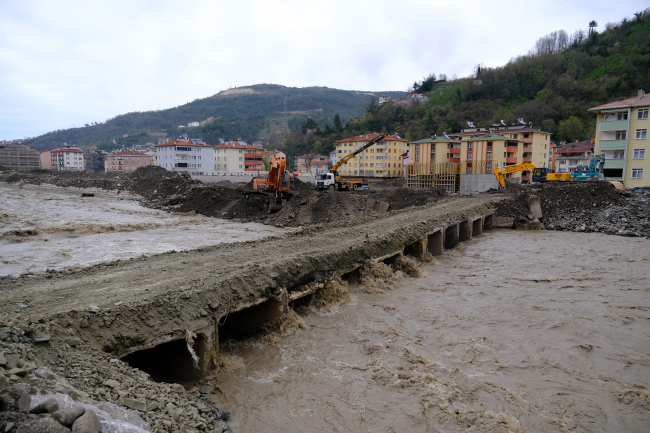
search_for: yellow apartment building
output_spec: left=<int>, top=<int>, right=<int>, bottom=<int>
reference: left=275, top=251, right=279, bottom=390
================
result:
left=589, top=88, right=650, bottom=187
left=335, top=134, right=409, bottom=177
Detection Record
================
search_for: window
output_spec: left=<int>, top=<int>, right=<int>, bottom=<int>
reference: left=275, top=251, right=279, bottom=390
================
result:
left=637, top=109, right=648, bottom=120
left=631, top=169, right=643, bottom=179
left=467, top=142, right=473, bottom=149
left=486, top=162, right=492, bottom=171
left=615, top=131, right=627, bottom=140
left=617, top=112, right=628, bottom=120
left=467, top=152, right=473, bottom=160
left=613, top=150, right=625, bottom=159
left=633, top=149, right=645, bottom=159
left=513, top=134, right=518, bottom=139
left=503, top=152, right=506, bottom=157
left=415, top=144, right=420, bottom=151
left=487, top=151, right=492, bottom=160
left=524, top=134, right=529, bottom=138
left=636, top=129, right=647, bottom=139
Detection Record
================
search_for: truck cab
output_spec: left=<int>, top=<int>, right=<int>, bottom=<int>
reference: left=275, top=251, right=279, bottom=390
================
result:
left=316, top=173, right=335, bottom=190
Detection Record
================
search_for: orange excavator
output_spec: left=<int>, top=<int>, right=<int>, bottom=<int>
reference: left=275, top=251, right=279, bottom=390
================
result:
left=245, top=156, right=295, bottom=213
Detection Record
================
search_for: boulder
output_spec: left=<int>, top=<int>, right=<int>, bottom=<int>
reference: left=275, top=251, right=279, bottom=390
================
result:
left=71, top=408, right=100, bottom=433
left=16, top=418, right=71, bottom=433
left=51, top=407, right=85, bottom=427
left=0, top=383, right=31, bottom=413
left=31, top=398, right=60, bottom=414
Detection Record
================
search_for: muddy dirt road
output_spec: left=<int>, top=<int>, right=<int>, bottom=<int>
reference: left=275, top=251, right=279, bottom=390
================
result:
left=212, top=231, right=650, bottom=432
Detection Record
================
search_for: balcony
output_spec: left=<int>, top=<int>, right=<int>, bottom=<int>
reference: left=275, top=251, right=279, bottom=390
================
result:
left=604, top=159, right=624, bottom=169
left=449, top=157, right=460, bottom=163
left=598, top=139, right=627, bottom=150
left=599, top=120, right=628, bottom=132
left=523, top=156, right=532, bottom=163
left=507, top=146, right=519, bottom=152
left=450, top=148, right=461, bottom=154
left=506, top=157, right=518, bottom=164
left=522, top=174, right=531, bottom=182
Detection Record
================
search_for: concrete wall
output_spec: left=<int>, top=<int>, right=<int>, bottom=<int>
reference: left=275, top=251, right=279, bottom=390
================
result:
left=460, top=174, right=498, bottom=194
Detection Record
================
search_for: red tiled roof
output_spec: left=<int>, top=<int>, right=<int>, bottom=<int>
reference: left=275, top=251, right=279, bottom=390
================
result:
left=43, top=148, right=83, bottom=153
left=155, top=140, right=214, bottom=148
left=589, top=93, right=650, bottom=111
left=336, top=134, right=408, bottom=143
left=213, top=141, right=262, bottom=150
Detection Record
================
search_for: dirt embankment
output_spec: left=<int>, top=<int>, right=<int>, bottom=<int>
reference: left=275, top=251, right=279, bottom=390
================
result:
left=0, top=167, right=448, bottom=228
left=491, top=182, right=650, bottom=237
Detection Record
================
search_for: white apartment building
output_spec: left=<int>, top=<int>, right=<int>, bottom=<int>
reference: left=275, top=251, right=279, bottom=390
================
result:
left=40, top=146, right=85, bottom=171
left=154, top=140, right=215, bottom=175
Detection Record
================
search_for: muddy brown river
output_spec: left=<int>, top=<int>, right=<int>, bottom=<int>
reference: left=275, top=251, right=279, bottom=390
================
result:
left=210, top=230, right=650, bottom=432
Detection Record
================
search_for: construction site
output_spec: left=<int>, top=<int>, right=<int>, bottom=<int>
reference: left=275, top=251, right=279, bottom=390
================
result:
left=0, top=164, right=649, bottom=433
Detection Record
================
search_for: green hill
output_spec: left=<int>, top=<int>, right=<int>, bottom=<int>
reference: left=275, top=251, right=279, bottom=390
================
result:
left=24, top=85, right=405, bottom=151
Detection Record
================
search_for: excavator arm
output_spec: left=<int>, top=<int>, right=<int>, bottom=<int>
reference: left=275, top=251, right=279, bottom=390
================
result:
left=330, top=121, right=412, bottom=177
left=493, top=163, right=538, bottom=188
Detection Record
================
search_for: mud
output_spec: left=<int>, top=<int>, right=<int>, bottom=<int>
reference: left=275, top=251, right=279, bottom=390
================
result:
left=0, top=196, right=496, bottom=357
left=207, top=230, right=650, bottom=432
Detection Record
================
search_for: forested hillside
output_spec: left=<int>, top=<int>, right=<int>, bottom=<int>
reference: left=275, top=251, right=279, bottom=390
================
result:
left=23, top=85, right=405, bottom=151
left=279, top=9, right=650, bottom=158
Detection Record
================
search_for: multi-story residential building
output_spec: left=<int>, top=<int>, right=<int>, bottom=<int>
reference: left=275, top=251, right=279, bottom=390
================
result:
left=589, top=88, right=650, bottom=186
left=105, top=151, right=154, bottom=173
left=330, top=150, right=339, bottom=166
left=155, top=140, right=214, bottom=175
left=0, top=143, right=40, bottom=170
left=262, top=150, right=286, bottom=160
left=554, top=138, right=595, bottom=173
left=335, top=134, right=409, bottom=177
left=213, top=141, right=264, bottom=172
left=84, top=151, right=107, bottom=173
left=295, top=154, right=328, bottom=173
left=40, top=146, right=85, bottom=171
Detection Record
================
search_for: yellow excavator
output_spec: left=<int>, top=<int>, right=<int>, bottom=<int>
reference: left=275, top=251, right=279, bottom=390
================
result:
left=316, top=121, right=412, bottom=191
left=494, top=163, right=574, bottom=188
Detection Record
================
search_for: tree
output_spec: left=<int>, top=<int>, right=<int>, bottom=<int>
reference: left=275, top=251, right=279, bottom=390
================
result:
left=262, top=154, right=270, bottom=171
left=558, top=116, right=584, bottom=142
left=588, top=20, right=598, bottom=35
left=334, top=113, right=342, bottom=131
left=301, top=118, right=318, bottom=134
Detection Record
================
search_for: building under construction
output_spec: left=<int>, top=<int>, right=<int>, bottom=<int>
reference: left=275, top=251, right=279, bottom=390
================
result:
left=0, top=143, right=40, bottom=171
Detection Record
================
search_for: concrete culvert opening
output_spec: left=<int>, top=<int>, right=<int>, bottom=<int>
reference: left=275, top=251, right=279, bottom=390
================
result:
left=219, top=296, right=286, bottom=341
left=381, top=253, right=402, bottom=267
left=472, top=218, right=483, bottom=237
left=404, top=240, right=425, bottom=258
left=484, top=214, right=494, bottom=230
left=459, top=220, right=471, bottom=242
left=445, top=224, right=459, bottom=249
left=340, top=267, right=362, bottom=285
left=121, top=334, right=207, bottom=382
left=427, top=231, right=443, bottom=256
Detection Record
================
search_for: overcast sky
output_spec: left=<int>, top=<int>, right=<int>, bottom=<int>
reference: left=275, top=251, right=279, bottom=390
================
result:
left=0, top=0, right=645, bottom=140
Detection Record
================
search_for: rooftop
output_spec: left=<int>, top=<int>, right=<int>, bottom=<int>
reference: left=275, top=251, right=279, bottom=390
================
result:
left=155, top=140, right=214, bottom=148
left=337, top=134, right=408, bottom=143
left=589, top=90, right=650, bottom=111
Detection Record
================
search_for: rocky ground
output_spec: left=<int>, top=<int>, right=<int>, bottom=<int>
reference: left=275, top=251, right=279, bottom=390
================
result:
left=0, top=329, right=231, bottom=432
left=491, top=181, right=650, bottom=237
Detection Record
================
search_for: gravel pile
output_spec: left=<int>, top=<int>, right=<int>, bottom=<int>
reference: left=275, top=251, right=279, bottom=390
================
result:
left=0, top=319, right=231, bottom=432
left=491, top=182, right=650, bottom=237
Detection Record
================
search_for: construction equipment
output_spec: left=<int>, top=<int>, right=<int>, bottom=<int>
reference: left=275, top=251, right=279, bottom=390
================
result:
left=531, top=167, right=572, bottom=183
left=493, top=163, right=538, bottom=188
left=316, top=121, right=412, bottom=191
left=571, top=155, right=605, bottom=181
left=245, top=156, right=295, bottom=213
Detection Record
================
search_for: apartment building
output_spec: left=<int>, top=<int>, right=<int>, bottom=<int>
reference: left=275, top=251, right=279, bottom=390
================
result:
left=589, top=88, right=650, bottom=186
left=443, top=123, right=551, bottom=182
left=263, top=150, right=286, bottom=160
left=0, top=143, right=40, bottom=170
left=213, top=141, right=264, bottom=172
left=105, top=151, right=154, bottom=172
left=155, top=140, right=215, bottom=175
left=295, top=154, right=328, bottom=173
left=554, top=138, right=595, bottom=173
left=335, top=134, right=409, bottom=177
left=40, top=146, right=85, bottom=171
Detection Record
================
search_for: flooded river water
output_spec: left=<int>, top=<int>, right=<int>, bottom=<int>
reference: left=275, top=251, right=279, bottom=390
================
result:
left=0, top=183, right=287, bottom=276
left=211, top=230, right=650, bottom=432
